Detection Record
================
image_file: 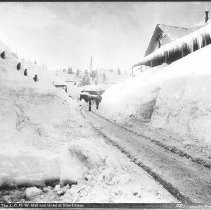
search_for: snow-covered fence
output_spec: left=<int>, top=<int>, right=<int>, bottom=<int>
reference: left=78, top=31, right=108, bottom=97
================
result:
left=135, top=23, right=211, bottom=68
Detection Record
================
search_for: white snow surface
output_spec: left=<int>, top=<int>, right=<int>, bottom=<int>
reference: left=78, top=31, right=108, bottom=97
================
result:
left=101, top=43, right=211, bottom=145
left=0, top=41, right=78, bottom=186
left=0, top=40, right=175, bottom=203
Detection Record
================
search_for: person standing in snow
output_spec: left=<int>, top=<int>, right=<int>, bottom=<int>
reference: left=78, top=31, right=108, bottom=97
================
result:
left=33, top=74, right=38, bottom=82
left=17, top=62, right=21, bottom=70
left=24, top=69, right=28, bottom=76
left=0, top=51, right=5, bottom=59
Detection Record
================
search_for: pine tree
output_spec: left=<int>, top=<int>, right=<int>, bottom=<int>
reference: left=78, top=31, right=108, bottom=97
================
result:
left=103, top=73, right=106, bottom=83
left=95, top=75, right=98, bottom=85
left=85, top=69, right=89, bottom=76
left=80, top=74, right=90, bottom=86
left=76, top=69, right=80, bottom=77
left=90, top=70, right=97, bottom=80
left=86, top=76, right=90, bottom=85
left=68, top=67, right=73, bottom=74
left=117, top=68, right=121, bottom=75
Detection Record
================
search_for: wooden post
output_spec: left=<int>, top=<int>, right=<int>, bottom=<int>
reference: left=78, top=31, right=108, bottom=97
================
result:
left=90, top=56, right=92, bottom=73
left=89, top=98, right=91, bottom=111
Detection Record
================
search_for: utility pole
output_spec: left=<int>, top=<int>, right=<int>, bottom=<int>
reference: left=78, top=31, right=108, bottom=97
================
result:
left=90, top=56, right=92, bottom=72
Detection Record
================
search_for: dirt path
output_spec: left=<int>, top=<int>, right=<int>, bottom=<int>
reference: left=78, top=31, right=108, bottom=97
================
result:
left=81, top=108, right=211, bottom=204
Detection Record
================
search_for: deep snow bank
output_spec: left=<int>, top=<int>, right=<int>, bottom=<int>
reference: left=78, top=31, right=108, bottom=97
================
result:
left=101, top=44, right=211, bottom=145
left=0, top=41, right=83, bottom=187
left=0, top=40, right=130, bottom=192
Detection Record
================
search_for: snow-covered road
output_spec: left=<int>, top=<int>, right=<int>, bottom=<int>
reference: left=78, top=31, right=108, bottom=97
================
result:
left=0, top=91, right=177, bottom=203
left=81, top=107, right=211, bottom=204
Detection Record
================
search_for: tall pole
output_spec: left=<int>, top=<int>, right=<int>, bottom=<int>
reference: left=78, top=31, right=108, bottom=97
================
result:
left=90, top=56, right=92, bottom=72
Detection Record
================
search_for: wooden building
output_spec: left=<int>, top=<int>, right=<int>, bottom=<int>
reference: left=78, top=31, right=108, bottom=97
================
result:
left=133, top=12, right=211, bottom=71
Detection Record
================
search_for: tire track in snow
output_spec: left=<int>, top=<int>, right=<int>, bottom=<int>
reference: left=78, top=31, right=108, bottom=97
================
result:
left=91, top=110, right=211, bottom=169
left=80, top=107, right=193, bottom=204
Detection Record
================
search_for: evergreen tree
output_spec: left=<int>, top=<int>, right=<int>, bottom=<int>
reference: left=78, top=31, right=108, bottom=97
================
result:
left=76, top=69, right=80, bottom=77
left=86, top=76, right=90, bottom=85
left=103, top=73, right=106, bottom=83
left=95, top=75, right=98, bottom=85
left=117, top=68, right=121, bottom=75
left=68, top=67, right=73, bottom=74
left=85, top=69, right=89, bottom=76
left=80, top=74, right=90, bottom=86
left=90, top=70, right=97, bottom=80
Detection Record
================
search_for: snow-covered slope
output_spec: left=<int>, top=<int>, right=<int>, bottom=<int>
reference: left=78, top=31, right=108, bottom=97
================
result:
left=101, top=43, right=211, bottom=145
left=0, top=41, right=80, bottom=187
left=0, top=41, right=176, bottom=203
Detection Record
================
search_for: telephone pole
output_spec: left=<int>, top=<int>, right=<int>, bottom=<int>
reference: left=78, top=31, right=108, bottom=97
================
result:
left=90, top=56, right=92, bottom=72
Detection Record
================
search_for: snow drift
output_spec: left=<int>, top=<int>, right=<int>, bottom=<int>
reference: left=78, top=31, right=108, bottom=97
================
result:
left=0, top=39, right=133, bottom=193
left=0, top=40, right=84, bottom=188
left=101, top=43, right=211, bottom=145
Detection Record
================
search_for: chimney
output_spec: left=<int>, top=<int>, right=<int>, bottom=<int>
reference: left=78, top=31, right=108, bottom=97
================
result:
left=205, top=11, right=209, bottom=23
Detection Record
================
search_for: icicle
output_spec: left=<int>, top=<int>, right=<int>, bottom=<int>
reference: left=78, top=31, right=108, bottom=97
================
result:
left=205, top=33, right=211, bottom=45
left=138, top=23, right=211, bottom=68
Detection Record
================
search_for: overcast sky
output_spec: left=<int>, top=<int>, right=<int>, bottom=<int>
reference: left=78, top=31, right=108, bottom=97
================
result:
left=0, top=2, right=211, bottom=71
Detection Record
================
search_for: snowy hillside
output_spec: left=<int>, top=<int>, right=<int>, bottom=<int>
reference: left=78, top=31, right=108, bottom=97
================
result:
left=0, top=41, right=175, bottom=203
left=0, top=41, right=80, bottom=189
left=100, top=43, right=211, bottom=148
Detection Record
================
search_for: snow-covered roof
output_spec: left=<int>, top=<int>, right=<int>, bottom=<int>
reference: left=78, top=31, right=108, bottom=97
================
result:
left=145, top=24, right=205, bottom=56
left=136, top=22, right=211, bottom=68
left=159, top=24, right=190, bottom=40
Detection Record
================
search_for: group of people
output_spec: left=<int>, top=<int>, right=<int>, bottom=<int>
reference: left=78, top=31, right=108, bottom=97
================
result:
left=1, top=50, right=39, bottom=83
left=16, top=62, right=38, bottom=82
